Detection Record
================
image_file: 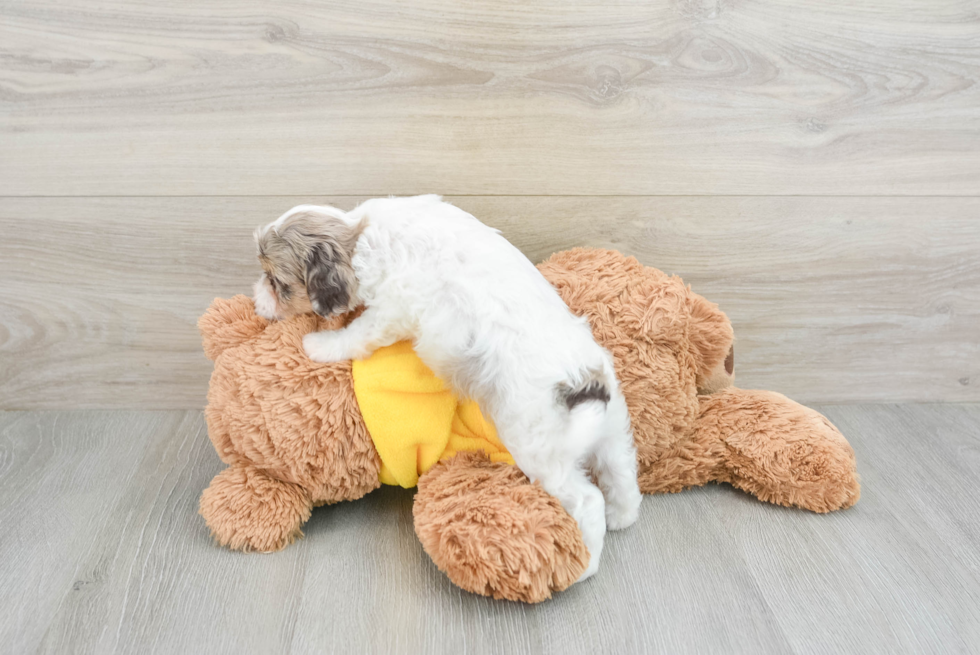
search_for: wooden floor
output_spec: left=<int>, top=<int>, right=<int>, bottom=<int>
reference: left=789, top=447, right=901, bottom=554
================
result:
left=1, top=404, right=978, bottom=654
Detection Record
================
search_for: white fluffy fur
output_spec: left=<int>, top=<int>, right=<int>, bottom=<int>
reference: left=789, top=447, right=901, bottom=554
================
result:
left=255, top=195, right=642, bottom=581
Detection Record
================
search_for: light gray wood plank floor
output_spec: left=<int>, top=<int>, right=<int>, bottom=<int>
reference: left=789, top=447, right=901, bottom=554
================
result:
left=1, top=404, right=978, bottom=654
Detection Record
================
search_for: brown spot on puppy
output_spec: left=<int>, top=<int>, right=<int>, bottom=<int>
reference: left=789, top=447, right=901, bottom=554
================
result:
left=562, top=380, right=611, bottom=409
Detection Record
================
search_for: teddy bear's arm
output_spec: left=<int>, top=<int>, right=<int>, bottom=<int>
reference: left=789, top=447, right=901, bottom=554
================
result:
left=199, top=465, right=313, bottom=552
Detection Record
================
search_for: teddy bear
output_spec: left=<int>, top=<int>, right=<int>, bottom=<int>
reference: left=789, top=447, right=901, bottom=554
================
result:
left=198, top=248, right=860, bottom=603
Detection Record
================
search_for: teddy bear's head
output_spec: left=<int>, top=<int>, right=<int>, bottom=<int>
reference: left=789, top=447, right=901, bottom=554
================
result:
left=198, top=297, right=380, bottom=504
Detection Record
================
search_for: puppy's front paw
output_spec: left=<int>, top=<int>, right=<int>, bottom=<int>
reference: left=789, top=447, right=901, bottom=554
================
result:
left=303, top=332, right=348, bottom=363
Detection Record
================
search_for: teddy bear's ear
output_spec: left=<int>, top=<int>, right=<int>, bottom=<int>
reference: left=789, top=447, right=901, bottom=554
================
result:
left=686, top=290, right=735, bottom=390
left=198, top=295, right=269, bottom=361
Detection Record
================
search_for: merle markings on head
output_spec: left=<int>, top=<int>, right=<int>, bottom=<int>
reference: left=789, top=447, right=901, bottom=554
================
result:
left=252, top=206, right=364, bottom=320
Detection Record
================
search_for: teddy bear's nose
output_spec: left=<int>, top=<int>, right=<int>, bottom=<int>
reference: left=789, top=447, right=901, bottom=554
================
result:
left=725, top=346, right=734, bottom=375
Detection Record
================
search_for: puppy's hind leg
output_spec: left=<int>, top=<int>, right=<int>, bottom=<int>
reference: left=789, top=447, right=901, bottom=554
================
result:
left=593, top=390, right=642, bottom=531
left=498, top=412, right=606, bottom=581
left=540, top=466, right=608, bottom=582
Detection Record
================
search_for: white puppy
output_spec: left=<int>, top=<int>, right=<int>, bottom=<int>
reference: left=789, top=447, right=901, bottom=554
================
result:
left=253, top=195, right=641, bottom=581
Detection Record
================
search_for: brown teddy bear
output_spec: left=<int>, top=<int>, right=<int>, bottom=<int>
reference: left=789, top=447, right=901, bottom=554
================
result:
left=198, top=248, right=860, bottom=603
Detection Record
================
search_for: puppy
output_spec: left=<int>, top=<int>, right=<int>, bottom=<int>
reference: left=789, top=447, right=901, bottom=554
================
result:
left=253, top=195, right=642, bottom=581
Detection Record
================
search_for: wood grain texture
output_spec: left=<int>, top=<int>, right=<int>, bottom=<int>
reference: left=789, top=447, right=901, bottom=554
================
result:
left=713, top=404, right=980, bottom=654
left=0, top=411, right=202, bottom=653
left=1, top=0, right=979, bottom=195
left=1, top=196, right=977, bottom=409
left=1, top=405, right=978, bottom=653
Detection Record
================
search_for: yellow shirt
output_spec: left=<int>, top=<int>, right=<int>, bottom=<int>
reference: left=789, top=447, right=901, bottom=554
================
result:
left=351, top=341, right=514, bottom=488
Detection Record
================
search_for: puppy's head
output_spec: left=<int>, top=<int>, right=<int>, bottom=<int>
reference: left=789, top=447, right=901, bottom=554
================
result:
left=252, top=206, right=362, bottom=320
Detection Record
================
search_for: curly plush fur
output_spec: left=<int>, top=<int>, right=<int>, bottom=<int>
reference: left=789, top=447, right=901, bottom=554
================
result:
left=199, top=305, right=381, bottom=551
left=414, top=452, right=588, bottom=602
left=198, top=248, right=859, bottom=602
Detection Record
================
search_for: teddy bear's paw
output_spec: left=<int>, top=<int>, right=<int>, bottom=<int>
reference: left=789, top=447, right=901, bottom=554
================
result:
left=200, top=466, right=313, bottom=552
left=303, top=331, right=353, bottom=363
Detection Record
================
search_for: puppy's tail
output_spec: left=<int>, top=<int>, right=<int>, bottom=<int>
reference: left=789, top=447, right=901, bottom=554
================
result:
left=557, top=361, right=614, bottom=412
left=561, top=379, right=611, bottom=410
left=558, top=374, right=612, bottom=454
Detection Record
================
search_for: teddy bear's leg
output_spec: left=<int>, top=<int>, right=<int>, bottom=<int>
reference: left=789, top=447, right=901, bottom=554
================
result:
left=698, top=389, right=861, bottom=513
left=636, top=430, right=729, bottom=495
left=199, top=465, right=314, bottom=552
left=413, top=452, right=589, bottom=603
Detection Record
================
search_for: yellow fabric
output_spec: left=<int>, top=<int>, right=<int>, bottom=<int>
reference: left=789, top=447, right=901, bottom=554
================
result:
left=351, top=341, right=514, bottom=488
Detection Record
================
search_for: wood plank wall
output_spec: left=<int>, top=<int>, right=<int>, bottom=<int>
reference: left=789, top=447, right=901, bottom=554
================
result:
left=1, top=0, right=978, bottom=408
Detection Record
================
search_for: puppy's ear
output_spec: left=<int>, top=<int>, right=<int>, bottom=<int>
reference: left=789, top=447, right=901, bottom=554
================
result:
left=305, top=244, right=351, bottom=317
